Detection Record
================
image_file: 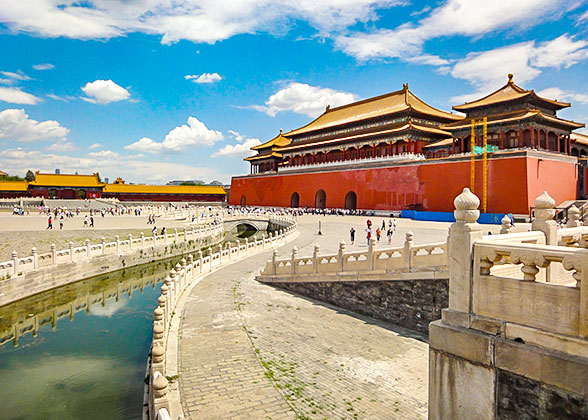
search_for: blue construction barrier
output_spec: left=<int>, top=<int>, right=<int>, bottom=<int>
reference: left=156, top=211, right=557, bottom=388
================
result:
left=400, top=210, right=505, bottom=225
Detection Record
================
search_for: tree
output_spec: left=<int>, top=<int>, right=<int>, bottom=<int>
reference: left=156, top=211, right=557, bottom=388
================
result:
left=25, top=170, right=35, bottom=182
left=95, top=172, right=102, bottom=183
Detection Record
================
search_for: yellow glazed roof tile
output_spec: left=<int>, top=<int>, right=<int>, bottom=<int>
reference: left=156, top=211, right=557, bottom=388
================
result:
left=453, top=74, right=570, bottom=111
left=284, top=84, right=461, bottom=137
left=251, top=130, right=292, bottom=150
left=29, top=172, right=104, bottom=187
left=0, top=181, right=29, bottom=191
left=102, top=184, right=226, bottom=195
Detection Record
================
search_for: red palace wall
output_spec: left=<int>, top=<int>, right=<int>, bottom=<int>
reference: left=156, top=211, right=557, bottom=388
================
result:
left=230, top=154, right=577, bottom=215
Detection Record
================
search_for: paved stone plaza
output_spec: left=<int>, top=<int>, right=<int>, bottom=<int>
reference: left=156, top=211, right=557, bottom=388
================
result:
left=178, top=215, right=475, bottom=419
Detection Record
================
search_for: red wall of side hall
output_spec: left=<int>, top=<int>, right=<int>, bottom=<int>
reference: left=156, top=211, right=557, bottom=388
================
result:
left=230, top=156, right=578, bottom=214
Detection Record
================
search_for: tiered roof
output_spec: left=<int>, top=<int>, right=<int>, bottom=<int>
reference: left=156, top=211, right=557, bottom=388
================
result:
left=0, top=181, right=28, bottom=191
left=29, top=172, right=104, bottom=188
left=251, top=129, right=291, bottom=150
left=453, top=74, right=570, bottom=112
left=284, top=84, right=461, bottom=137
left=442, top=109, right=584, bottom=130
left=103, top=184, right=226, bottom=195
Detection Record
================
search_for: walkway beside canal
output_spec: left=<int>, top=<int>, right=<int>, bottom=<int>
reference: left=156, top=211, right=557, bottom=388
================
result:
left=177, top=215, right=457, bottom=419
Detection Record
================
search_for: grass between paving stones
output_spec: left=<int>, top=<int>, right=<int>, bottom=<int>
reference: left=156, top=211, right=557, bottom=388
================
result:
left=232, top=279, right=365, bottom=420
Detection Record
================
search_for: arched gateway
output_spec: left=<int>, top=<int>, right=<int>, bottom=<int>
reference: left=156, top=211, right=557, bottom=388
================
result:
left=345, top=191, right=357, bottom=210
left=315, top=189, right=326, bottom=209
left=290, top=192, right=300, bottom=208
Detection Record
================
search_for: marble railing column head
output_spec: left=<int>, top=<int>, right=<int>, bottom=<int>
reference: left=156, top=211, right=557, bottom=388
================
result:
left=532, top=191, right=557, bottom=245
left=500, top=215, right=512, bottom=234
left=567, top=205, right=582, bottom=228
left=152, top=372, right=169, bottom=399
left=448, top=187, right=482, bottom=315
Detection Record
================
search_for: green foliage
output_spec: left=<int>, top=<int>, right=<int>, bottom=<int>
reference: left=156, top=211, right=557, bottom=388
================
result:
left=25, top=170, right=35, bottom=182
left=0, top=174, right=25, bottom=181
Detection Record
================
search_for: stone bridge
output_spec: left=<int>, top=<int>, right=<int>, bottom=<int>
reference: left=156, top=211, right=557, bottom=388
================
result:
left=223, top=218, right=269, bottom=233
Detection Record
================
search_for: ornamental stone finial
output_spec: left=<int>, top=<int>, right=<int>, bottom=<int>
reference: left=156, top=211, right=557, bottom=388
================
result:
left=534, top=191, right=555, bottom=221
left=453, top=188, right=480, bottom=223
left=534, top=191, right=555, bottom=209
left=152, top=373, right=169, bottom=398
left=500, top=215, right=512, bottom=234
left=567, top=205, right=581, bottom=227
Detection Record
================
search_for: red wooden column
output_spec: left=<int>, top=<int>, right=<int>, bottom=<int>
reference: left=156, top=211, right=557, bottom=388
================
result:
left=500, top=131, right=505, bottom=149
left=372, top=144, right=376, bottom=157
left=389, top=142, right=393, bottom=156
left=452, top=138, right=455, bottom=154
left=530, top=127, right=535, bottom=148
left=557, top=133, right=561, bottom=153
left=518, top=129, right=523, bottom=148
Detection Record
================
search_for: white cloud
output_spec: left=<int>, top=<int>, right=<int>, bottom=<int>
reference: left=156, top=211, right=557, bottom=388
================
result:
left=0, top=108, right=69, bottom=142
left=536, top=87, right=588, bottom=105
left=46, top=140, right=77, bottom=152
left=251, top=82, right=358, bottom=118
left=0, top=71, right=31, bottom=81
left=579, top=9, right=588, bottom=22
left=228, top=130, right=245, bottom=142
left=47, top=93, right=76, bottom=102
left=450, top=35, right=588, bottom=103
left=81, top=79, right=131, bottom=104
left=32, top=63, right=55, bottom=71
left=212, top=137, right=262, bottom=157
left=185, top=73, right=222, bottom=84
left=0, top=87, right=41, bottom=104
left=125, top=116, right=223, bottom=153
left=88, top=149, right=119, bottom=158
left=0, top=0, right=403, bottom=44
left=88, top=142, right=102, bottom=149
left=337, top=0, right=575, bottom=61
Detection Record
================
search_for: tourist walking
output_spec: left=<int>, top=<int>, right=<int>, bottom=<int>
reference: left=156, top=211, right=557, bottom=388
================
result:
left=366, top=228, right=372, bottom=246
left=84, top=215, right=88, bottom=227
left=387, top=228, right=393, bottom=244
left=90, top=215, right=94, bottom=227
left=161, top=226, right=166, bottom=236
left=152, top=226, right=157, bottom=236
left=381, top=220, right=386, bottom=230
left=47, top=216, right=53, bottom=230
left=393, top=219, right=397, bottom=232
left=60, top=215, right=64, bottom=230
left=376, top=227, right=381, bottom=242
left=350, top=227, right=355, bottom=245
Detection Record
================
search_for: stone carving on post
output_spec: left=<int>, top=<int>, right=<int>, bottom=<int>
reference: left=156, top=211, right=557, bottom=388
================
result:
left=567, top=205, right=581, bottom=228
left=291, top=247, right=298, bottom=274
left=151, top=345, right=165, bottom=374
left=69, top=241, right=74, bottom=262
left=51, top=243, right=57, bottom=264
left=197, top=250, right=203, bottom=273
left=115, top=235, right=120, bottom=254
left=403, top=232, right=414, bottom=271
left=11, top=250, right=18, bottom=275
left=141, top=232, right=145, bottom=248
left=500, top=215, right=512, bottom=234
left=101, top=237, right=105, bottom=255
left=128, top=233, right=133, bottom=250
left=271, top=250, right=279, bottom=275
left=152, top=372, right=170, bottom=417
left=448, top=187, right=482, bottom=314
left=313, top=244, right=320, bottom=273
left=532, top=191, right=557, bottom=281
left=337, top=241, right=346, bottom=272
left=510, top=250, right=547, bottom=281
left=32, top=247, right=38, bottom=269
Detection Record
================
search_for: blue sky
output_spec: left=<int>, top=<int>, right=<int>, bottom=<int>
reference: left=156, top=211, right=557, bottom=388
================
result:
left=1, top=0, right=588, bottom=184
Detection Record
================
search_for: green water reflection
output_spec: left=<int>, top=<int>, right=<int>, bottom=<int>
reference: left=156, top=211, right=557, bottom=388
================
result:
left=0, top=259, right=176, bottom=420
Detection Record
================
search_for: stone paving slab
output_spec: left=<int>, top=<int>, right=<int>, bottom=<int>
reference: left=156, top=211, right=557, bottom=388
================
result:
left=178, top=215, right=457, bottom=419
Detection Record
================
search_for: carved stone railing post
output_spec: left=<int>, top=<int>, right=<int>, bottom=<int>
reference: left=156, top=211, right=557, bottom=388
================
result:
left=271, top=250, right=278, bottom=275
left=101, top=237, right=105, bottom=255
left=151, top=345, right=165, bottom=374
left=403, top=232, right=413, bottom=271
left=32, top=247, right=38, bottom=269
left=244, top=238, right=249, bottom=255
left=157, top=294, right=167, bottom=331
left=448, top=187, right=482, bottom=313
left=218, top=244, right=223, bottom=264
left=207, top=247, right=213, bottom=271
left=165, top=274, right=173, bottom=305
left=313, top=244, right=320, bottom=273
left=262, top=234, right=266, bottom=249
left=174, top=228, right=178, bottom=243
left=500, top=215, right=512, bottom=234
left=69, top=241, right=74, bottom=262
left=338, top=241, right=346, bottom=272
left=141, top=232, right=145, bottom=248
left=532, top=191, right=557, bottom=244
left=11, top=250, right=18, bottom=275
left=567, top=205, right=581, bottom=227
left=115, top=235, right=120, bottom=254
left=197, top=250, right=203, bottom=273
left=152, top=372, right=170, bottom=418
left=236, top=239, right=240, bottom=257
left=84, top=239, right=90, bottom=258
left=128, top=233, right=133, bottom=250
left=367, top=241, right=374, bottom=271
left=291, top=247, right=298, bottom=274
left=183, top=227, right=187, bottom=241
left=51, top=243, right=57, bottom=264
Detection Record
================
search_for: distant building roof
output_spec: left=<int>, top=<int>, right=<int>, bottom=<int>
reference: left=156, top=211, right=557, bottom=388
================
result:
left=29, top=172, right=104, bottom=188
left=284, top=84, right=462, bottom=137
left=0, top=170, right=7, bottom=176
left=251, top=130, right=292, bottom=150
left=0, top=181, right=28, bottom=191
left=571, top=132, right=588, bottom=145
left=423, top=138, right=454, bottom=149
left=244, top=151, right=283, bottom=161
left=442, top=109, right=584, bottom=130
left=103, top=183, right=226, bottom=195
left=452, top=74, right=570, bottom=112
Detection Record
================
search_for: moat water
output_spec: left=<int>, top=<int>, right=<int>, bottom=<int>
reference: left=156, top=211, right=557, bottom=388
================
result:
left=0, top=259, right=175, bottom=420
